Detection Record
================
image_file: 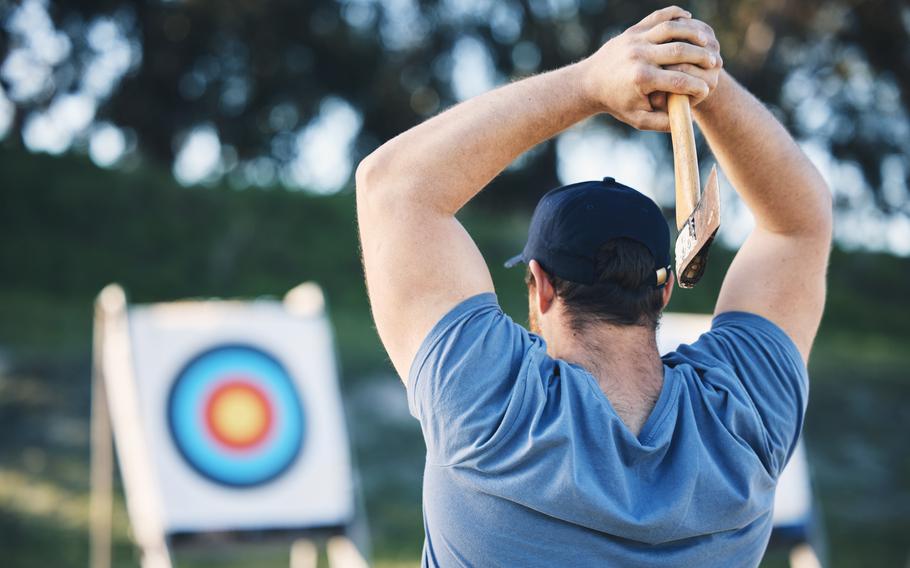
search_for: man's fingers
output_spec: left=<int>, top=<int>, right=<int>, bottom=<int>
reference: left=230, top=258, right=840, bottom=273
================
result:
left=649, top=92, right=668, bottom=112
left=636, top=6, right=690, bottom=29
left=651, top=42, right=717, bottom=68
left=646, top=19, right=710, bottom=46
left=645, top=69, right=710, bottom=99
left=663, top=63, right=719, bottom=89
left=632, top=110, right=670, bottom=132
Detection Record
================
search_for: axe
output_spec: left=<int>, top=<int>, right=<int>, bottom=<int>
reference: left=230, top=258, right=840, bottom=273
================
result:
left=668, top=93, right=720, bottom=289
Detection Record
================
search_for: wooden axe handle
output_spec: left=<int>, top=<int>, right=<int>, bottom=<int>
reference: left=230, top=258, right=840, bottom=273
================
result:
left=668, top=94, right=700, bottom=230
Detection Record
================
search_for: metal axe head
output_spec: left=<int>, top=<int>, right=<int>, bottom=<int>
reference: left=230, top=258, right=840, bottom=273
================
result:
left=667, top=93, right=721, bottom=289
left=674, top=165, right=720, bottom=288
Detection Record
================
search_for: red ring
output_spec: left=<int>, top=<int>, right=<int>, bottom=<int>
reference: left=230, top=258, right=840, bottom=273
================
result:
left=204, top=378, right=273, bottom=451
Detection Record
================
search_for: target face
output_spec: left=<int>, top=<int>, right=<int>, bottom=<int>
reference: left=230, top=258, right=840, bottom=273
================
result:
left=167, top=344, right=306, bottom=487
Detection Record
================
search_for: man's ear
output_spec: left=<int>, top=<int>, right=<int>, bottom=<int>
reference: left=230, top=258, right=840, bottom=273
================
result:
left=661, top=272, right=675, bottom=308
left=528, top=260, right=556, bottom=314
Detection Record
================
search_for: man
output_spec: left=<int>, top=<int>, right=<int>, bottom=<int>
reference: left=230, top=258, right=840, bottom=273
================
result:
left=356, top=6, right=831, bottom=567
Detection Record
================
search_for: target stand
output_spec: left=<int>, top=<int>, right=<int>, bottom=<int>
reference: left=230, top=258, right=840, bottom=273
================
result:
left=90, top=283, right=368, bottom=568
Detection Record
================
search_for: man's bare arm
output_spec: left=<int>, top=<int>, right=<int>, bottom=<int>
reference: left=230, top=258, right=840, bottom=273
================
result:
left=693, top=72, right=833, bottom=362
left=357, top=6, right=722, bottom=379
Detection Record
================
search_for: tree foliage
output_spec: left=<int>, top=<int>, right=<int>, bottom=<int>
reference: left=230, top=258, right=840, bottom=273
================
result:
left=1, top=0, right=908, bottom=211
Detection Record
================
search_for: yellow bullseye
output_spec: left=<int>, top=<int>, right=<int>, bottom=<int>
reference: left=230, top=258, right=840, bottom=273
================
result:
left=206, top=381, right=272, bottom=449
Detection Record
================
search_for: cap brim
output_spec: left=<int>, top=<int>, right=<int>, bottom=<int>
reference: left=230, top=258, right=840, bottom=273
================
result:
left=503, top=253, right=525, bottom=268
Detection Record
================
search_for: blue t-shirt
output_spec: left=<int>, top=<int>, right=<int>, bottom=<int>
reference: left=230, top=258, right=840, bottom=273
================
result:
left=407, top=293, right=808, bottom=568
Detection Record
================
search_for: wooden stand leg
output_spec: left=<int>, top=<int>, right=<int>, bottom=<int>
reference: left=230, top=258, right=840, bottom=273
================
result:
left=789, top=543, right=822, bottom=568
left=90, top=328, right=113, bottom=568
left=94, top=285, right=175, bottom=568
left=291, top=539, right=319, bottom=568
left=143, top=546, right=175, bottom=568
left=327, top=536, right=369, bottom=568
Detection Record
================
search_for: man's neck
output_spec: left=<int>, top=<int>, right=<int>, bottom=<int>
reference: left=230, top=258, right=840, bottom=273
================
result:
left=551, top=322, right=665, bottom=436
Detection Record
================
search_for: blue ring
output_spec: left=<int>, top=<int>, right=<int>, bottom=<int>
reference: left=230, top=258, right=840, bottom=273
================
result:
left=167, top=344, right=306, bottom=487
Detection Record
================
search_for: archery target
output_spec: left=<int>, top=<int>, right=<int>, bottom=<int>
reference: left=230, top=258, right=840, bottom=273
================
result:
left=167, top=344, right=305, bottom=487
left=124, top=297, right=355, bottom=534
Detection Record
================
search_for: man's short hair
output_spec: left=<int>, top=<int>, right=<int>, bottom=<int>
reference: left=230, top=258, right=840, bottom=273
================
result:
left=527, top=238, right=665, bottom=331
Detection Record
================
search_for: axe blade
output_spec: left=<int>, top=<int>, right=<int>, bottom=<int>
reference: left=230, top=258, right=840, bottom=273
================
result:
left=674, top=165, right=720, bottom=288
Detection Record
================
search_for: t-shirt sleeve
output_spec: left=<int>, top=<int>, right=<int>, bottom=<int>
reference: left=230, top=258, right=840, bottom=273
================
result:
left=677, top=311, right=809, bottom=477
left=407, top=293, right=539, bottom=466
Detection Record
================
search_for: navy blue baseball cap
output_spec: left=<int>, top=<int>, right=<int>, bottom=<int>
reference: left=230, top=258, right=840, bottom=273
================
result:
left=504, top=177, right=672, bottom=287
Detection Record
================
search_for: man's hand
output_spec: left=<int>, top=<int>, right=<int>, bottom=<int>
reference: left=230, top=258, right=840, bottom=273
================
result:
left=578, top=6, right=723, bottom=131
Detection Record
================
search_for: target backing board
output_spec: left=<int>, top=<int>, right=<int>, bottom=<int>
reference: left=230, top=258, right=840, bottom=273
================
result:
left=658, top=312, right=813, bottom=530
left=124, top=295, right=354, bottom=535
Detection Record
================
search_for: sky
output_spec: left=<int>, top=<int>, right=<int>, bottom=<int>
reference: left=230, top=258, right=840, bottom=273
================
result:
left=1, top=0, right=908, bottom=256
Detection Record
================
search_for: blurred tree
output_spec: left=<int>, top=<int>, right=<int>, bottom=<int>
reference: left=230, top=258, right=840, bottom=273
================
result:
left=0, top=0, right=908, bottom=211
